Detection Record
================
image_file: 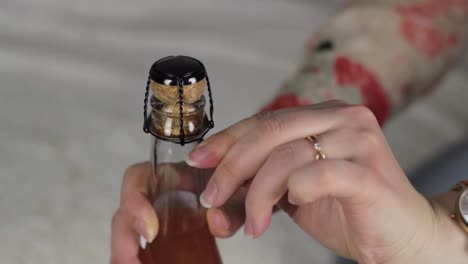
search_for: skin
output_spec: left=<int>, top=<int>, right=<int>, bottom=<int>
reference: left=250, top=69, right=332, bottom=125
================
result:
left=110, top=101, right=468, bottom=264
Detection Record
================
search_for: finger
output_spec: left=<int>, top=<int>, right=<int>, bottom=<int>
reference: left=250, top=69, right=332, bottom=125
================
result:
left=287, top=159, right=382, bottom=206
left=200, top=104, right=363, bottom=208
left=121, top=162, right=153, bottom=204
left=207, top=188, right=247, bottom=238
left=120, top=162, right=159, bottom=243
left=312, top=128, right=399, bottom=184
left=243, top=126, right=390, bottom=238
left=314, top=127, right=388, bottom=163
left=243, top=139, right=317, bottom=238
left=186, top=116, right=257, bottom=168
left=110, top=209, right=142, bottom=264
left=186, top=100, right=349, bottom=168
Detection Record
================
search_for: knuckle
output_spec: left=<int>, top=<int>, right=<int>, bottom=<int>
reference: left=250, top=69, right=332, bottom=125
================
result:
left=111, top=209, right=124, bottom=227
left=271, top=144, right=295, bottom=163
left=341, top=105, right=378, bottom=125
left=218, top=160, right=238, bottom=181
left=357, top=129, right=382, bottom=155
left=255, top=111, right=284, bottom=135
left=253, top=111, right=273, bottom=122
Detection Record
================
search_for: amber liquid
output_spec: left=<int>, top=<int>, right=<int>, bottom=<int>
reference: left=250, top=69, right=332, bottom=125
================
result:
left=139, top=191, right=222, bottom=264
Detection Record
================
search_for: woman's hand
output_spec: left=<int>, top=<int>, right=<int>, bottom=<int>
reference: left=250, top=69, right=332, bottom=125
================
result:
left=186, top=101, right=441, bottom=263
left=110, top=163, right=247, bottom=264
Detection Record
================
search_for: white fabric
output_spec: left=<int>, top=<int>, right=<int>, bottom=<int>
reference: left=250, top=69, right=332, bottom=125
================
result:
left=0, top=0, right=467, bottom=263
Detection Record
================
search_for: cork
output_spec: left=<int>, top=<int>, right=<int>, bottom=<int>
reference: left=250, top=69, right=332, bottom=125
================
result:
left=150, top=79, right=206, bottom=104
left=148, top=86, right=208, bottom=142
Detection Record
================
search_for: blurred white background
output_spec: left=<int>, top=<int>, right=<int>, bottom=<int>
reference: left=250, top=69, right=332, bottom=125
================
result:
left=0, top=0, right=467, bottom=263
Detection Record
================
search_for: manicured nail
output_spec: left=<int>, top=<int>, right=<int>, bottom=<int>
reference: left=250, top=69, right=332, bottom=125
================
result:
left=139, top=235, right=147, bottom=249
left=200, top=180, right=217, bottom=208
left=244, top=220, right=254, bottom=239
left=186, top=158, right=198, bottom=167
left=147, top=227, right=156, bottom=243
left=186, top=145, right=211, bottom=167
left=288, top=194, right=299, bottom=205
left=134, top=218, right=155, bottom=243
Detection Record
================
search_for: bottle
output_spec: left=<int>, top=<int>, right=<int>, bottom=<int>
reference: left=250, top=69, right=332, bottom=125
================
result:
left=138, top=55, right=222, bottom=264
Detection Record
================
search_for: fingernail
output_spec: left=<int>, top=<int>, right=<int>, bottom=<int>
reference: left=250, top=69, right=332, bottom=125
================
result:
left=200, top=180, right=217, bottom=208
left=147, top=227, right=156, bottom=243
left=186, top=145, right=211, bottom=167
left=244, top=220, right=254, bottom=239
left=139, top=235, right=147, bottom=249
left=134, top=219, right=156, bottom=243
left=288, top=193, right=299, bottom=205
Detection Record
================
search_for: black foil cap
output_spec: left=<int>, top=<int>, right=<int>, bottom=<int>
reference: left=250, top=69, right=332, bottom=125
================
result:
left=150, top=55, right=207, bottom=86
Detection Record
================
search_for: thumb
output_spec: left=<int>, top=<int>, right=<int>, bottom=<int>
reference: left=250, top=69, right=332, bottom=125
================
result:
left=207, top=187, right=247, bottom=238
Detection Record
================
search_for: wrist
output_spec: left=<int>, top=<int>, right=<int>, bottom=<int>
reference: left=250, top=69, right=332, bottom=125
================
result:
left=428, top=192, right=468, bottom=263
left=379, top=192, right=467, bottom=264
left=396, top=193, right=468, bottom=264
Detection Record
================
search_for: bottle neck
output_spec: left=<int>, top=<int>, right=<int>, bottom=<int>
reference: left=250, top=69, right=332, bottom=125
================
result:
left=150, top=137, right=204, bottom=200
left=151, top=138, right=198, bottom=164
left=149, top=96, right=208, bottom=143
left=149, top=137, right=208, bottom=236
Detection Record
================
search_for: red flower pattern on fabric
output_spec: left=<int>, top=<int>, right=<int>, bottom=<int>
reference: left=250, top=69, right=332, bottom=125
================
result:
left=399, top=18, right=458, bottom=58
left=261, top=93, right=311, bottom=112
left=396, top=0, right=466, bottom=59
left=334, top=56, right=390, bottom=125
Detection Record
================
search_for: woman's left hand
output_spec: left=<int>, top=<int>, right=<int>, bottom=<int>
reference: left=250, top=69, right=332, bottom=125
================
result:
left=186, top=100, right=442, bottom=263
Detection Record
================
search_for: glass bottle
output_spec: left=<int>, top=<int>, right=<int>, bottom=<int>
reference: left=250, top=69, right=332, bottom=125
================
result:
left=138, top=56, right=222, bottom=264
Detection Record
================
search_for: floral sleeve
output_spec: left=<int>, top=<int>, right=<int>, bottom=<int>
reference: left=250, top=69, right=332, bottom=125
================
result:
left=262, top=0, right=468, bottom=125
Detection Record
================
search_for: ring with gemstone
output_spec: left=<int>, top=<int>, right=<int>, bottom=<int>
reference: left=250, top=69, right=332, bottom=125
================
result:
left=306, top=135, right=326, bottom=160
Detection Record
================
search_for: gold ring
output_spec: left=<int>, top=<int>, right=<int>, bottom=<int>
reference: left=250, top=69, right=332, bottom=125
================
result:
left=306, top=135, right=326, bottom=160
